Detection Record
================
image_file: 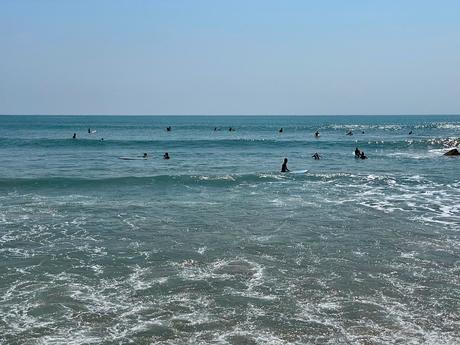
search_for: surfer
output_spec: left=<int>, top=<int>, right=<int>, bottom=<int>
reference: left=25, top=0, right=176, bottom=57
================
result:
left=347, top=130, right=353, bottom=136
left=88, top=128, right=91, bottom=134
left=166, top=126, right=171, bottom=132
left=360, top=151, right=367, bottom=159
left=315, top=131, right=320, bottom=138
left=72, top=133, right=76, bottom=139
left=409, top=131, right=413, bottom=135
left=312, top=152, right=320, bottom=160
left=281, top=158, right=289, bottom=172
left=163, top=152, right=170, bottom=160
left=143, top=153, right=148, bottom=158
left=279, top=128, right=283, bottom=133
left=354, top=147, right=361, bottom=158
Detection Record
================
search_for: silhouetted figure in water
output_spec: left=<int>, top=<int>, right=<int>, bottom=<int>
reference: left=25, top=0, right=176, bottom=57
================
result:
left=281, top=158, right=289, bottom=172
left=315, top=131, right=320, bottom=138
left=409, top=131, right=413, bottom=135
left=72, top=133, right=76, bottom=139
left=101, top=138, right=104, bottom=141
left=229, top=127, right=235, bottom=132
left=360, top=151, right=367, bottom=159
left=163, top=152, right=170, bottom=160
left=279, top=128, right=283, bottom=133
left=88, top=128, right=91, bottom=134
left=312, top=152, right=320, bottom=160
left=143, top=153, right=148, bottom=159
left=346, top=130, right=353, bottom=136
left=166, top=126, right=171, bottom=132
left=355, top=147, right=361, bottom=158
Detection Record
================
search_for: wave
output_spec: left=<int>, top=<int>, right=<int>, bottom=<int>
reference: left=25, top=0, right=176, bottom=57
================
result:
left=0, top=174, right=289, bottom=189
left=0, top=137, right=307, bottom=149
left=0, top=172, right=436, bottom=190
left=1, top=136, right=458, bottom=150
left=325, top=121, right=460, bottom=131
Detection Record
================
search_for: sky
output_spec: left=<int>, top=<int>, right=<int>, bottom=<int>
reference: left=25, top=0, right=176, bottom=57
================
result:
left=0, top=0, right=459, bottom=115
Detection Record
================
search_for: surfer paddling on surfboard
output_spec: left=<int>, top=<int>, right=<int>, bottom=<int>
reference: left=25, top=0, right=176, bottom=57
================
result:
left=119, top=153, right=148, bottom=160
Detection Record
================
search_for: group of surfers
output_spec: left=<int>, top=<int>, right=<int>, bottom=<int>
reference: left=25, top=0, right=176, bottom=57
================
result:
left=140, top=152, right=170, bottom=160
left=281, top=147, right=367, bottom=173
left=73, top=127, right=456, bottom=169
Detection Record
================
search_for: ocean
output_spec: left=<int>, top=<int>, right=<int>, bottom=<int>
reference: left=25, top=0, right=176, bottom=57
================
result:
left=0, top=115, right=459, bottom=345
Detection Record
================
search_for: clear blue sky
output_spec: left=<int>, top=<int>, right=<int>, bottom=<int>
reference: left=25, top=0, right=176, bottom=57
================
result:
left=1, top=0, right=459, bottom=115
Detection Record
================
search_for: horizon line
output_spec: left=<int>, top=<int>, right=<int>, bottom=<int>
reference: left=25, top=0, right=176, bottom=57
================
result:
left=1, top=113, right=459, bottom=117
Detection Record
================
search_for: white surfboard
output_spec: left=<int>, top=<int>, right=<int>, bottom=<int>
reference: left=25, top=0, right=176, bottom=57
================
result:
left=291, top=170, right=309, bottom=174
left=119, top=157, right=148, bottom=160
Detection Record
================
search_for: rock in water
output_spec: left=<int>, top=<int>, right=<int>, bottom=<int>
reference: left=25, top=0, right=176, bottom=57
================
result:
left=444, top=148, right=460, bottom=156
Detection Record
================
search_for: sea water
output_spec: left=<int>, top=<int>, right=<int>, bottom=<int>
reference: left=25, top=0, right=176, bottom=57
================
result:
left=0, top=115, right=459, bottom=344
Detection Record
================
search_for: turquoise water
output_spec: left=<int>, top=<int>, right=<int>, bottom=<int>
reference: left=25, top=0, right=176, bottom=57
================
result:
left=0, top=115, right=459, bottom=344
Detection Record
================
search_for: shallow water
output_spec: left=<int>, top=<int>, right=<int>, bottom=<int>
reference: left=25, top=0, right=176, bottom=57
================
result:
left=0, top=115, right=459, bottom=344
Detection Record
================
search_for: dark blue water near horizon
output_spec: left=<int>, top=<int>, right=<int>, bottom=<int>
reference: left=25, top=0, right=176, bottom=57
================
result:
left=0, top=115, right=459, bottom=344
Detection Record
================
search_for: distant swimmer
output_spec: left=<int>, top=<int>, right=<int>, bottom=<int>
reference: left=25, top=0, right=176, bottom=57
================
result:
left=315, top=131, right=320, bottom=138
left=72, top=133, right=77, bottom=139
left=279, top=128, right=283, bottom=133
left=281, top=158, right=290, bottom=172
left=101, top=138, right=104, bottom=141
left=360, top=151, right=368, bottom=159
left=166, top=126, right=172, bottom=132
left=409, top=131, right=413, bottom=135
left=214, top=127, right=217, bottom=131
left=229, top=127, right=235, bottom=132
left=143, top=153, right=148, bottom=159
left=163, top=152, right=170, bottom=160
left=354, top=147, right=361, bottom=158
left=362, top=131, right=365, bottom=134
left=346, top=130, right=353, bottom=136
left=312, top=152, right=320, bottom=160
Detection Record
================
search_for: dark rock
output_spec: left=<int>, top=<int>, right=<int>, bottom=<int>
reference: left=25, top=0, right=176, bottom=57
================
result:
left=444, top=148, right=460, bottom=156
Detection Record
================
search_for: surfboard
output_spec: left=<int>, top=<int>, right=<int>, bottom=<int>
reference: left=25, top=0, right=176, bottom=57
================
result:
left=119, top=157, right=148, bottom=160
left=291, top=170, right=309, bottom=174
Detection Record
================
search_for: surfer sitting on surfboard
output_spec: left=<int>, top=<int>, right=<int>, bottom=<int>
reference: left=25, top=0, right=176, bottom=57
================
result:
left=163, top=152, right=170, bottom=160
left=355, top=147, right=361, bottom=158
left=281, top=158, right=289, bottom=172
left=312, top=152, right=320, bottom=160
